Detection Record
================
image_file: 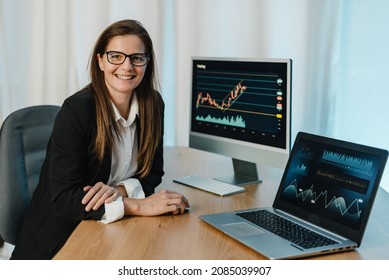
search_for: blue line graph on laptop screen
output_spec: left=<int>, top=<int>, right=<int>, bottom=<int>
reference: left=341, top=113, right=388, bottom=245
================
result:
left=279, top=139, right=380, bottom=230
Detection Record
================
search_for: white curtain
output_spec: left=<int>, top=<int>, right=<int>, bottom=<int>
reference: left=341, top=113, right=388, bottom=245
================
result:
left=1, top=0, right=389, bottom=191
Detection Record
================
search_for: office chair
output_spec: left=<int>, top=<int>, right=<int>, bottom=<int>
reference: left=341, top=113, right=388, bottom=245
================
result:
left=0, top=105, right=60, bottom=245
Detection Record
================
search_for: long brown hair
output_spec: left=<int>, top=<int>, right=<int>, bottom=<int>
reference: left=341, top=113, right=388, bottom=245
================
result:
left=88, top=19, right=162, bottom=178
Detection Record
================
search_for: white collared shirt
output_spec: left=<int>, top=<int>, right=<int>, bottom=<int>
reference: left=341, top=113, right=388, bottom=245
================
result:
left=100, top=94, right=145, bottom=224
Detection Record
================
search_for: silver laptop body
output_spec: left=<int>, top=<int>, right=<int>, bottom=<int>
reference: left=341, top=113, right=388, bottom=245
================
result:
left=200, top=132, right=388, bottom=259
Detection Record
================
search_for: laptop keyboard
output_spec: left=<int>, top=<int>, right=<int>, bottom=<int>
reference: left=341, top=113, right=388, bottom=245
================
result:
left=236, top=210, right=338, bottom=249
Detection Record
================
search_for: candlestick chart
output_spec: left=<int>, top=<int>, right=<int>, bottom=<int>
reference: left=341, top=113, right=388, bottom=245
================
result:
left=194, top=70, right=284, bottom=133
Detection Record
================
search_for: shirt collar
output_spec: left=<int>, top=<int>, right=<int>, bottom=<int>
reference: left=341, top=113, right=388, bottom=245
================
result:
left=111, top=94, right=139, bottom=127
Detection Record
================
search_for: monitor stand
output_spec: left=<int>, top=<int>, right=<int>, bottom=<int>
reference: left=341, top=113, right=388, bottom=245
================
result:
left=214, top=158, right=262, bottom=186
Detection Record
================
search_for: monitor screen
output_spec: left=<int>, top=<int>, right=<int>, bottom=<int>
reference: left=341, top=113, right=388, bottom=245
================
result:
left=189, top=57, right=292, bottom=185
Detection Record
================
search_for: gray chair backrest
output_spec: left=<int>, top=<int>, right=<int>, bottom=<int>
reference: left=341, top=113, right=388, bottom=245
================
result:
left=0, top=105, right=60, bottom=245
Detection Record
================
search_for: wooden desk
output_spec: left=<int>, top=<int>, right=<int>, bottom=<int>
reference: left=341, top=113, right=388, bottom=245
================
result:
left=54, top=147, right=389, bottom=260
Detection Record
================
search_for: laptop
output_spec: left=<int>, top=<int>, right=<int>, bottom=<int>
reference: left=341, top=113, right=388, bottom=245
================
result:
left=199, top=132, right=388, bottom=259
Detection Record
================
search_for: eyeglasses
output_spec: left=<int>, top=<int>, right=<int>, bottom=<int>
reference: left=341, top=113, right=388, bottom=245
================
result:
left=105, top=51, right=150, bottom=66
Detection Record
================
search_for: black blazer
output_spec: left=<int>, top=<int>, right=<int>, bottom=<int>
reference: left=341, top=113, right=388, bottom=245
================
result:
left=11, top=88, right=164, bottom=260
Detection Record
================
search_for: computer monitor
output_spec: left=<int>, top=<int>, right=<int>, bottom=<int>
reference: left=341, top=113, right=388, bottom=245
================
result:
left=189, top=57, right=292, bottom=185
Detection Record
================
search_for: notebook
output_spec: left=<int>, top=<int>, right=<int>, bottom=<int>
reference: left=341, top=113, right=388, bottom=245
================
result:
left=199, top=132, right=388, bottom=259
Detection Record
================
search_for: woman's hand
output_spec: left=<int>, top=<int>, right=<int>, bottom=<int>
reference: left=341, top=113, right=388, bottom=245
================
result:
left=123, top=189, right=190, bottom=216
left=82, top=182, right=120, bottom=211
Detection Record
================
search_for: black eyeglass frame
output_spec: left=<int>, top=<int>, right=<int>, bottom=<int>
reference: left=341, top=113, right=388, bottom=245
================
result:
left=104, top=51, right=150, bottom=66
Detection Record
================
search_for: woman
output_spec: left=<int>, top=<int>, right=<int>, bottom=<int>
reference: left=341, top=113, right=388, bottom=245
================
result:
left=11, top=19, right=189, bottom=260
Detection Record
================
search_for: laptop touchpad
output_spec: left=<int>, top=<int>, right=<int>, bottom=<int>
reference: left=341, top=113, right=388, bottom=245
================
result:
left=223, top=222, right=265, bottom=237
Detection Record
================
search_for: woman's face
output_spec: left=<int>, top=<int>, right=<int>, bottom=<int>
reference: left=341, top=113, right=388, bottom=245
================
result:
left=97, top=35, right=147, bottom=99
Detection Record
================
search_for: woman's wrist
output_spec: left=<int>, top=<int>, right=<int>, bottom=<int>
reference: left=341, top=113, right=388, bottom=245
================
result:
left=122, top=197, right=141, bottom=215
left=115, top=184, right=128, bottom=197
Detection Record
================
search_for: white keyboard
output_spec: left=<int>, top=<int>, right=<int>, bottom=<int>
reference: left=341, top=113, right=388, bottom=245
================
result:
left=173, top=175, right=245, bottom=196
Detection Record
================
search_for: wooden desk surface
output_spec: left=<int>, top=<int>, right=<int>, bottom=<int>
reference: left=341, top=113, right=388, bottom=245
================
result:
left=54, top=147, right=389, bottom=260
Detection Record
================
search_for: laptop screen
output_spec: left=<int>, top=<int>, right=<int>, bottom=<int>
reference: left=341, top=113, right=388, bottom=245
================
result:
left=273, top=132, right=388, bottom=243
